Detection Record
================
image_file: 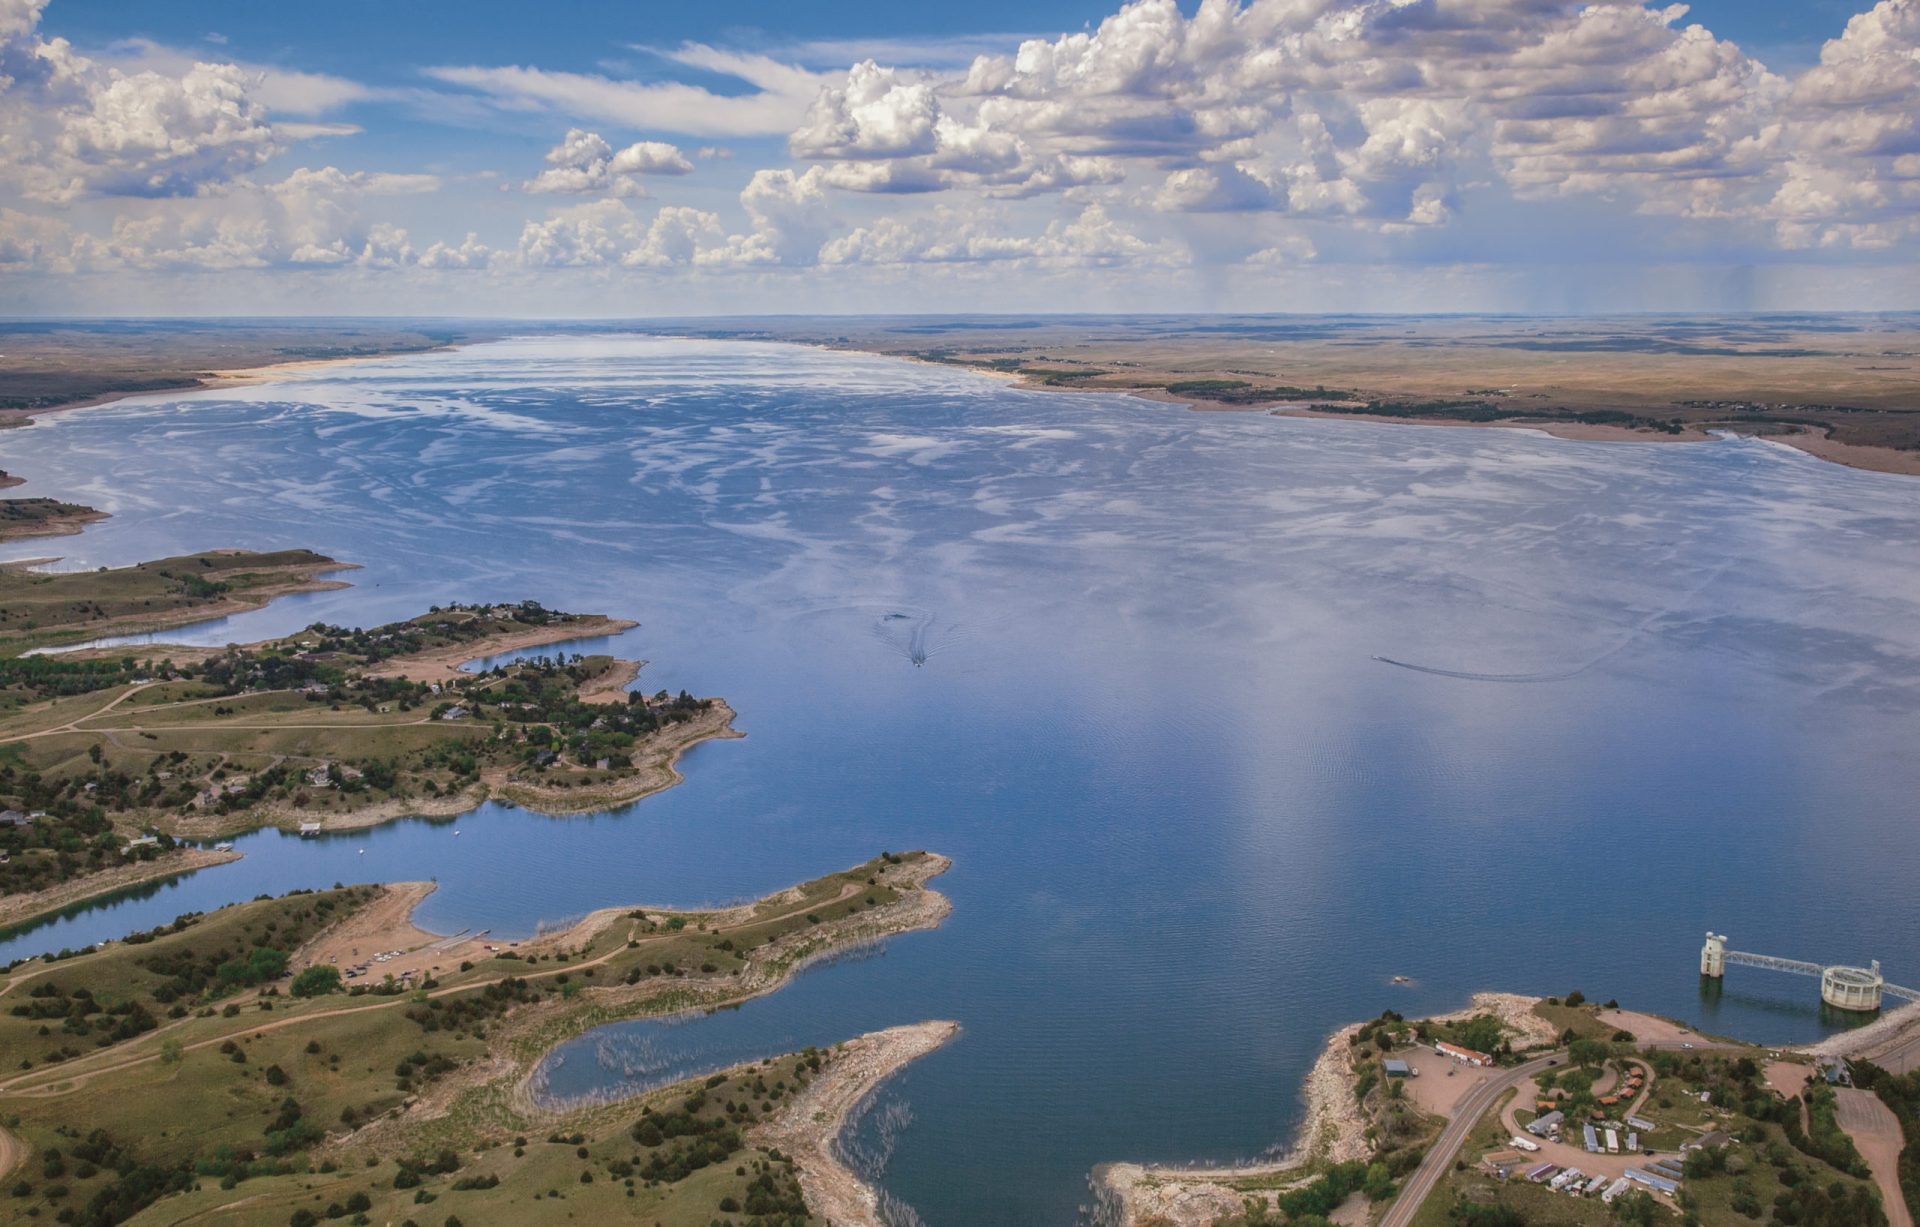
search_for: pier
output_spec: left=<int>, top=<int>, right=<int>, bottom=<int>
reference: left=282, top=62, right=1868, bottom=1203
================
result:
left=1700, top=932, right=1920, bottom=1013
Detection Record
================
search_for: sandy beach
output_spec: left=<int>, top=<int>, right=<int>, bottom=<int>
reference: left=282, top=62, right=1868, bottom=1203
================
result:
left=362, top=614, right=639, bottom=684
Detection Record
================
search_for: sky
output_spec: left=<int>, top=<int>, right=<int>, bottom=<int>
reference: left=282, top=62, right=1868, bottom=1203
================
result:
left=0, top=0, right=1916, bottom=316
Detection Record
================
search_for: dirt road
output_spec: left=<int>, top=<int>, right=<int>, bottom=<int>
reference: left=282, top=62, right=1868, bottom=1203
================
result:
left=1835, top=1088, right=1913, bottom=1227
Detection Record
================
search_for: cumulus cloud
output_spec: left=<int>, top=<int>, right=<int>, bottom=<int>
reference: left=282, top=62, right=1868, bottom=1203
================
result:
left=516, top=199, right=730, bottom=268
left=67, top=165, right=438, bottom=271
left=5, top=0, right=1920, bottom=295
left=774, top=0, right=1920, bottom=248
left=821, top=202, right=1179, bottom=267
left=523, top=128, right=693, bottom=196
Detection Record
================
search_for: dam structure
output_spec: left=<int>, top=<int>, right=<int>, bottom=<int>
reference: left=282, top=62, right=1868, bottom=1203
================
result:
left=1701, top=933, right=1920, bottom=1013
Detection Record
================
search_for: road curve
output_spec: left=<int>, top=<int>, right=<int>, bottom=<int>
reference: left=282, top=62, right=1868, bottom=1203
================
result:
left=1381, top=1040, right=1739, bottom=1227
left=1379, top=1054, right=1561, bottom=1227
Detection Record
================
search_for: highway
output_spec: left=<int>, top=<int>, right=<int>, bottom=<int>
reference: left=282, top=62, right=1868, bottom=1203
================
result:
left=1378, top=1053, right=1562, bottom=1227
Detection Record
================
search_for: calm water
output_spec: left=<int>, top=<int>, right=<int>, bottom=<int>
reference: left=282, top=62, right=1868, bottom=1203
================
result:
left=4, top=336, right=1920, bottom=1224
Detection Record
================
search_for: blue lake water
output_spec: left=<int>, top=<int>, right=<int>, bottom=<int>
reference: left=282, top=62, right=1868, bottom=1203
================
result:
left=4, top=335, right=1920, bottom=1224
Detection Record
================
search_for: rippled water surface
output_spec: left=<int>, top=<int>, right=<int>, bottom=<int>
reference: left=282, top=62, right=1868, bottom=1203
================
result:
left=4, top=336, right=1920, bottom=1224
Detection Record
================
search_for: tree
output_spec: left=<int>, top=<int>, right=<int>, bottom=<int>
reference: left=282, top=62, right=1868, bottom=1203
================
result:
left=1570, top=1039, right=1609, bottom=1069
left=1612, top=1190, right=1657, bottom=1226
left=1363, top=1162, right=1395, bottom=1202
left=289, top=965, right=343, bottom=998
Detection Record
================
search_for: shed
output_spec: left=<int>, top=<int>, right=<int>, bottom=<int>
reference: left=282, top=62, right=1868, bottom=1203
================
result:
left=1384, top=1059, right=1412, bottom=1078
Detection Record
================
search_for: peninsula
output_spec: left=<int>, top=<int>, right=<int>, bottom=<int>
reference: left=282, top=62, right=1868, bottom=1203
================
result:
left=0, top=851, right=954, bottom=1226
left=1097, top=991, right=1919, bottom=1227
left=0, top=554, right=739, bottom=928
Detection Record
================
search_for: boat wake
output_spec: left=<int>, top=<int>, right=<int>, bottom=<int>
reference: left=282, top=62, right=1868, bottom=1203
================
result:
left=870, top=606, right=975, bottom=668
left=1375, top=563, right=1732, bottom=684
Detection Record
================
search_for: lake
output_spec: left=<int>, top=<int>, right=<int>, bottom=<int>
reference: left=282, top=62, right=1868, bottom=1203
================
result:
left=4, top=335, right=1919, bottom=1223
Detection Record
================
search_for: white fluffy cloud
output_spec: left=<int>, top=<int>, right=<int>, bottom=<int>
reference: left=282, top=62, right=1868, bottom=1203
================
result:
left=523, top=128, right=693, bottom=196
left=3, top=0, right=1919, bottom=298
left=820, top=202, right=1179, bottom=267
left=775, top=0, right=1920, bottom=249
left=69, top=165, right=439, bottom=270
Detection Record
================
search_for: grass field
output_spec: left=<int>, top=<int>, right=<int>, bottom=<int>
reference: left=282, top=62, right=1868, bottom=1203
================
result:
left=1, top=595, right=733, bottom=919
left=0, top=550, right=348, bottom=656
left=0, top=851, right=948, bottom=1226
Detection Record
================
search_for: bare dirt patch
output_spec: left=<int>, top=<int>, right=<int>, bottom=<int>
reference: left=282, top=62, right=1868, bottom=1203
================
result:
left=363, top=615, right=638, bottom=684
left=1400, top=1045, right=1496, bottom=1117
left=1596, top=1008, right=1698, bottom=1046
left=1835, top=1087, right=1913, bottom=1227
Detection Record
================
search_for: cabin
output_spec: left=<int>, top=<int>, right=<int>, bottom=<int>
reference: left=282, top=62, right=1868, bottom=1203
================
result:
left=1436, top=1040, right=1493, bottom=1066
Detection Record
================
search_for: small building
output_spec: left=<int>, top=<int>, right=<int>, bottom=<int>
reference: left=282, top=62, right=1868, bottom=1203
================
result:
left=124, top=834, right=159, bottom=850
left=1605, top=1128, right=1620, bottom=1153
left=1627, top=1132, right=1639, bottom=1152
left=1383, top=1059, right=1412, bottom=1078
left=298, top=821, right=323, bottom=836
left=1582, top=1123, right=1600, bottom=1152
left=1602, top=1177, right=1633, bottom=1204
left=1683, top=1130, right=1730, bottom=1153
left=1481, top=1150, right=1523, bottom=1176
left=1528, top=1109, right=1565, bottom=1138
left=1584, top=1174, right=1610, bottom=1195
left=1628, top=1115, right=1656, bottom=1131
left=1626, top=1167, right=1679, bottom=1196
left=1526, top=1163, right=1559, bottom=1183
left=1436, top=1040, right=1493, bottom=1066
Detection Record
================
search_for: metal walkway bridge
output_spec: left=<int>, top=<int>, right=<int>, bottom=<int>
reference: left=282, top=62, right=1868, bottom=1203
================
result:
left=1723, top=948, right=1920, bottom=1003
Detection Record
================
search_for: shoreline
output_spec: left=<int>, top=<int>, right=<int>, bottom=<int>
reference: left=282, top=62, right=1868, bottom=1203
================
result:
left=0, top=847, right=242, bottom=933
left=1, top=345, right=463, bottom=426
left=754, top=1019, right=962, bottom=1227
left=361, top=614, right=638, bottom=684
left=853, top=343, right=1920, bottom=480
left=1096, top=991, right=1556, bottom=1227
left=3, top=553, right=361, bottom=656
left=19, top=330, right=1920, bottom=483
left=341, top=853, right=954, bottom=1162
left=165, top=696, right=741, bottom=841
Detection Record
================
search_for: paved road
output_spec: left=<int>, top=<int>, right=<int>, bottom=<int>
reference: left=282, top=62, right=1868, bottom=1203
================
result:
left=1381, top=1041, right=1737, bottom=1227
left=1379, top=1053, right=1561, bottom=1227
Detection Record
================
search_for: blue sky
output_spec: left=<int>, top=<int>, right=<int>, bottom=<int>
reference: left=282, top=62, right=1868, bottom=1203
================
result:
left=3, top=0, right=1917, bottom=315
